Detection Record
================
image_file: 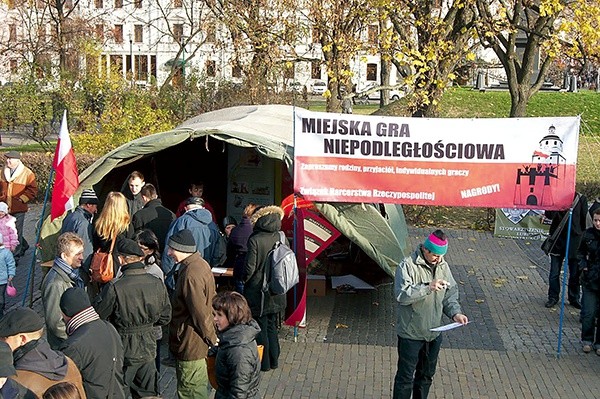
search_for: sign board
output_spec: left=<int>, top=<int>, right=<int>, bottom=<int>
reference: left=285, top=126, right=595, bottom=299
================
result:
left=293, top=109, right=579, bottom=210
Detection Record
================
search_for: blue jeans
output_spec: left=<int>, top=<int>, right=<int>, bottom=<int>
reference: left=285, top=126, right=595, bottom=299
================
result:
left=548, top=255, right=580, bottom=302
left=393, top=335, right=442, bottom=399
left=581, top=285, right=600, bottom=346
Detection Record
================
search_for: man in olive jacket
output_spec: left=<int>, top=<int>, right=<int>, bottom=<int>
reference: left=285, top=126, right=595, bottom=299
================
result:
left=393, top=230, right=468, bottom=399
left=94, top=238, right=171, bottom=399
left=167, top=229, right=217, bottom=399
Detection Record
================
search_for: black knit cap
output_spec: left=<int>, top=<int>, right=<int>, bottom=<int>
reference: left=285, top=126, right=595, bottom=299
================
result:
left=168, top=229, right=196, bottom=253
left=60, top=287, right=91, bottom=317
left=0, top=341, right=16, bottom=377
left=0, top=307, right=44, bottom=337
left=118, top=238, right=145, bottom=257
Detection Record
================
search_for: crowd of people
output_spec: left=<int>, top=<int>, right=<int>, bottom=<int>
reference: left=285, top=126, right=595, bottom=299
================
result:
left=0, top=166, right=289, bottom=399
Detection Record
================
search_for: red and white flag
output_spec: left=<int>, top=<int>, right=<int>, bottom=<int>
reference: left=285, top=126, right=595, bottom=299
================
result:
left=51, top=111, right=79, bottom=220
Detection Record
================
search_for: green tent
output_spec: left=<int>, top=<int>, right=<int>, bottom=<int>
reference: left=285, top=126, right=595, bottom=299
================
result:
left=40, top=104, right=408, bottom=276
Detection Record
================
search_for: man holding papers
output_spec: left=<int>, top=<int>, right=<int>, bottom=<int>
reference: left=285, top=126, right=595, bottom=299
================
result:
left=393, top=229, right=468, bottom=399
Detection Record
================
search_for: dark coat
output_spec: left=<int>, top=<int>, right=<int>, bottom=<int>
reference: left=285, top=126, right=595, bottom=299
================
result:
left=169, top=252, right=217, bottom=361
left=214, top=320, right=262, bottom=399
left=94, top=261, right=171, bottom=366
left=121, top=187, right=144, bottom=218
left=243, top=206, right=287, bottom=318
left=225, top=216, right=254, bottom=280
left=61, top=206, right=95, bottom=269
left=577, top=226, right=600, bottom=291
left=59, top=318, right=126, bottom=399
left=131, top=198, right=175, bottom=252
left=545, top=193, right=588, bottom=259
left=0, top=378, right=35, bottom=399
left=12, top=338, right=86, bottom=399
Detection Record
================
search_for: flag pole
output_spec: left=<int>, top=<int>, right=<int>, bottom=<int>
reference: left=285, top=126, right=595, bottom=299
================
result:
left=556, top=207, right=574, bottom=358
left=21, top=168, right=54, bottom=306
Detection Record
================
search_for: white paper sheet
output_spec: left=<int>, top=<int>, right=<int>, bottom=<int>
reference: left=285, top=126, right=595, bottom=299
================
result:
left=430, top=321, right=469, bottom=332
left=211, top=267, right=228, bottom=274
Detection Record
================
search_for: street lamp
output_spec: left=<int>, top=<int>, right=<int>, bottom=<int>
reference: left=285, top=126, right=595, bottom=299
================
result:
left=128, top=33, right=133, bottom=83
left=138, top=47, right=141, bottom=82
left=181, top=36, right=187, bottom=119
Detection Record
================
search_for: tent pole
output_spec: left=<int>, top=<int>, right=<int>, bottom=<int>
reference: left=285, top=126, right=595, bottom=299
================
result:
left=21, top=168, right=54, bottom=307
left=556, top=207, right=574, bottom=358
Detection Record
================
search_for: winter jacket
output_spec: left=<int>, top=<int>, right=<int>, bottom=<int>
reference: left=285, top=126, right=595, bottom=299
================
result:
left=169, top=252, right=217, bottom=361
left=131, top=198, right=175, bottom=252
left=394, top=246, right=462, bottom=342
left=577, top=226, right=600, bottom=291
left=121, top=186, right=144, bottom=218
left=0, top=163, right=37, bottom=214
left=12, top=338, right=86, bottom=399
left=94, top=261, right=171, bottom=366
left=176, top=198, right=217, bottom=221
left=243, top=206, right=287, bottom=318
left=162, top=208, right=226, bottom=289
left=61, top=206, right=95, bottom=270
left=213, top=320, right=262, bottom=399
left=0, top=214, right=18, bottom=252
left=545, top=193, right=588, bottom=259
left=225, top=216, right=253, bottom=281
left=0, top=378, right=35, bottom=399
left=0, top=247, right=15, bottom=285
left=41, top=261, right=86, bottom=350
left=59, top=315, right=126, bottom=399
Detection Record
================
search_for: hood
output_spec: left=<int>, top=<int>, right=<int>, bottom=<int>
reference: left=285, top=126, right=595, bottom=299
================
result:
left=251, top=206, right=283, bottom=233
left=185, top=208, right=213, bottom=225
left=218, top=319, right=261, bottom=349
left=13, top=339, right=68, bottom=381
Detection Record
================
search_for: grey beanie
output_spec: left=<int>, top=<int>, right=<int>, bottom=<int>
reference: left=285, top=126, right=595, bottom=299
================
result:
left=168, top=229, right=196, bottom=253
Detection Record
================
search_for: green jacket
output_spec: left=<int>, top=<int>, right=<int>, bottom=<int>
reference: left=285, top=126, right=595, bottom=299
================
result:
left=394, top=246, right=462, bottom=342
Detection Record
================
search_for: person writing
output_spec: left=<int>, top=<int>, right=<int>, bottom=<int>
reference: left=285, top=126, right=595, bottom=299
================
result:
left=393, top=229, right=468, bottom=399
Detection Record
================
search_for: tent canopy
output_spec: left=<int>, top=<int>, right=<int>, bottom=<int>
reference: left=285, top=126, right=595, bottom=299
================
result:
left=41, top=105, right=408, bottom=276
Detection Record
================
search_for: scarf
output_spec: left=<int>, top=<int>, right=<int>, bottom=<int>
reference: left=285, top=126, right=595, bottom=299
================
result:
left=54, top=257, right=85, bottom=289
left=66, top=306, right=100, bottom=336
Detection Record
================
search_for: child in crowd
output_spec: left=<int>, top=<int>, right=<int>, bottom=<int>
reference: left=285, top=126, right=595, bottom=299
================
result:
left=0, top=232, right=16, bottom=318
left=211, top=291, right=261, bottom=399
left=0, top=202, right=18, bottom=252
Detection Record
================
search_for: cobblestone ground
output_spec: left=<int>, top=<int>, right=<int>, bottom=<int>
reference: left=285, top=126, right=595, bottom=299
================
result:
left=11, top=207, right=600, bottom=398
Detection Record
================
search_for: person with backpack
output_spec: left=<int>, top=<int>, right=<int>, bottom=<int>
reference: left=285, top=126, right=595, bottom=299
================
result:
left=243, top=205, right=287, bottom=372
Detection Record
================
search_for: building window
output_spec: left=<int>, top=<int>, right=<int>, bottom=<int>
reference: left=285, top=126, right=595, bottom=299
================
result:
left=206, top=60, right=216, bottom=77
left=95, top=24, right=104, bottom=40
left=9, top=59, right=18, bottom=74
left=9, top=25, right=17, bottom=42
left=150, top=55, right=157, bottom=80
left=115, top=0, right=123, bottom=7
left=86, top=55, right=98, bottom=76
left=312, top=27, right=320, bottom=43
left=134, top=0, right=142, bottom=8
left=8, top=0, right=15, bottom=9
left=134, top=24, right=143, bottom=43
left=232, top=64, right=242, bottom=78
left=38, top=25, right=46, bottom=44
left=173, top=24, right=183, bottom=43
left=283, top=64, right=294, bottom=79
left=136, top=54, right=147, bottom=80
left=110, top=54, right=123, bottom=73
left=311, top=62, right=320, bottom=79
left=126, top=55, right=132, bottom=74
left=366, top=63, right=377, bottom=81
left=174, top=0, right=182, bottom=7
left=95, top=0, right=103, bottom=8
left=367, top=25, right=378, bottom=45
left=205, top=23, right=215, bottom=43
left=114, top=24, right=123, bottom=43
left=65, top=0, right=73, bottom=8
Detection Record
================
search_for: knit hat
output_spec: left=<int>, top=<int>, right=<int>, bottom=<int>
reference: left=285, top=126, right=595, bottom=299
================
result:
left=0, top=341, right=16, bottom=378
left=0, top=202, right=8, bottom=214
left=185, top=196, right=205, bottom=207
left=168, top=229, right=196, bottom=253
left=60, top=287, right=91, bottom=318
left=79, top=189, right=99, bottom=205
left=223, top=215, right=237, bottom=229
left=423, top=231, right=448, bottom=255
left=4, top=150, right=20, bottom=159
left=0, top=307, right=45, bottom=337
left=117, top=238, right=145, bottom=257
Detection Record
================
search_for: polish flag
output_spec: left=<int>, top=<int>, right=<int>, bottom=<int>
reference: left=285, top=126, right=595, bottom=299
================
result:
left=51, top=111, right=79, bottom=220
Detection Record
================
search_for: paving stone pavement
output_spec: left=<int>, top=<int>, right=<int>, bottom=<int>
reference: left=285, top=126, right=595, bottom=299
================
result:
left=11, top=206, right=600, bottom=398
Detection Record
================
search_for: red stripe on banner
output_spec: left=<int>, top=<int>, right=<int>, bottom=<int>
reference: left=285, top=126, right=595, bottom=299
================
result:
left=294, top=157, right=576, bottom=210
